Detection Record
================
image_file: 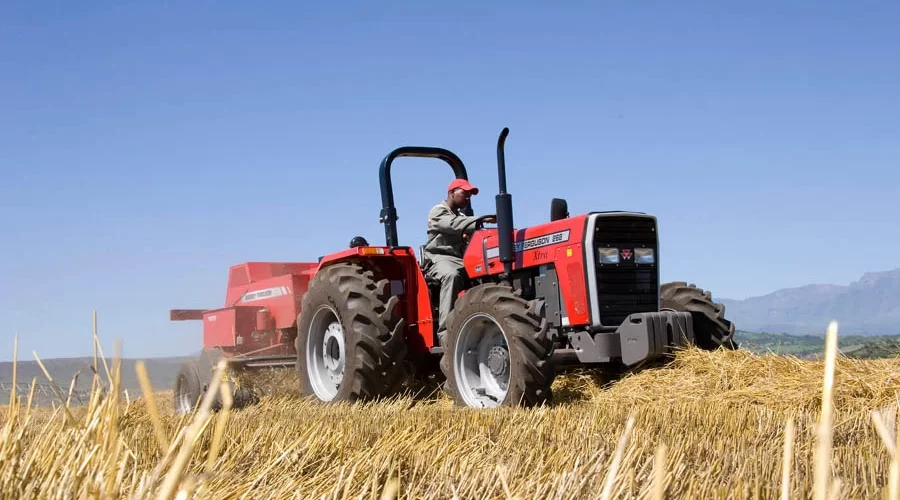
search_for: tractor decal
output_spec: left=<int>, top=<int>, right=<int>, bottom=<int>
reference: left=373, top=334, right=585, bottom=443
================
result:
left=484, top=229, right=571, bottom=259
left=240, top=286, right=290, bottom=303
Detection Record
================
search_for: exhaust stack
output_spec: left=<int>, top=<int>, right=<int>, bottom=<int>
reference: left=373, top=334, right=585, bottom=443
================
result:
left=495, top=127, right=514, bottom=281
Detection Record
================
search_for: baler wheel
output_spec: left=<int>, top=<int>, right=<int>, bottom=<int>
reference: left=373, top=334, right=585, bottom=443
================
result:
left=660, top=281, right=739, bottom=350
left=295, top=261, right=408, bottom=403
left=440, top=283, right=555, bottom=408
left=173, top=349, right=258, bottom=414
left=174, top=358, right=203, bottom=415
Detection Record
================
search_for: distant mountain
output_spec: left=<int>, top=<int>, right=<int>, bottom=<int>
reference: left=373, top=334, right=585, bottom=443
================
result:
left=0, top=356, right=191, bottom=405
left=718, top=268, right=900, bottom=335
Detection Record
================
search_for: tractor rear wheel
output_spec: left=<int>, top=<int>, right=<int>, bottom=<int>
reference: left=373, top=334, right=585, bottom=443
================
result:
left=660, top=281, right=738, bottom=350
left=295, top=261, right=408, bottom=403
left=440, top=283, right=555, bottom=408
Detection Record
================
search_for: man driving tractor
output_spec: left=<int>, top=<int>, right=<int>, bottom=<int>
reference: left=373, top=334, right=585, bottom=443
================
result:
left=422, top=178, right=496, bottom=342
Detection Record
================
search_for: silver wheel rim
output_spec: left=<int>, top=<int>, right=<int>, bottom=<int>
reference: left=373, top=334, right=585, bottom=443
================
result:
left=175, top=374, right=192, bottom=413
left=305, top=305, right=345, bottom=401
left=453, top=312, right=510, bottom=408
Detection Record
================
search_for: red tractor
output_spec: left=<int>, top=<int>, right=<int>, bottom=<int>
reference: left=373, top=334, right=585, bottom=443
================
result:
left=171, top=127, right=736, bottom=412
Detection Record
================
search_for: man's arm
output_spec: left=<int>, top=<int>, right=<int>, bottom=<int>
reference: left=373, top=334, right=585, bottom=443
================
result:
left=428, top=204, right=479, bottom=235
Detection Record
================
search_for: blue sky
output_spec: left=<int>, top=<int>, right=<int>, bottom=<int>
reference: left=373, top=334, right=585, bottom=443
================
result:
left=1, top=2, right=898, bottom=361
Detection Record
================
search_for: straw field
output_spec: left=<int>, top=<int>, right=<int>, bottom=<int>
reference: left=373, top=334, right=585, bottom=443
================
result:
left=2, top=321, right=899, bottom=499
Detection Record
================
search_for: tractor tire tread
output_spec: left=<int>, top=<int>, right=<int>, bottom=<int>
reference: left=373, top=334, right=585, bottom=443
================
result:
left=660, top=281, right=738, bottom=350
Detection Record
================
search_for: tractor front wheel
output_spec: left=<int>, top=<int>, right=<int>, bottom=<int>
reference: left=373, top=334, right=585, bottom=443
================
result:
left=295, top=261, right=408, bottom=403
left=660, top=281, right=738, bottom=350
left=440, top=283, right=555, bottom=408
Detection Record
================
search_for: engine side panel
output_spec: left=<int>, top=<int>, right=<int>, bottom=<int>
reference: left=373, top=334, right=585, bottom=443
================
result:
left=463, top=215, right=592, bottom=326
left=463, top=215, right=589, bottom=276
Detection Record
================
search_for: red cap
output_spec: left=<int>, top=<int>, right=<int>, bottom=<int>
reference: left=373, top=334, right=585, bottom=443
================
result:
left=447, top=178, right=479, bottom=195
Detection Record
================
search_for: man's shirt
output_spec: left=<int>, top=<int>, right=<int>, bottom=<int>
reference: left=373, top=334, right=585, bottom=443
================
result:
left=423, top=200, right=479, bottom=261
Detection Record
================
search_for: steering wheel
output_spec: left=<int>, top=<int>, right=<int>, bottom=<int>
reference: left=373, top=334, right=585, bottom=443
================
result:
left=461, top=214, right=497, bottom=244
left=461, top=214, right=497, bottom=233
left=474, top=214, right=497, bottom=230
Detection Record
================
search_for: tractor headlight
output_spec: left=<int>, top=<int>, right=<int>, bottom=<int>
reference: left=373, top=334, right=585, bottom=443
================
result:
left=598, top=247, right=619, bottom=264
left=634, top=247, right=655, bottom=264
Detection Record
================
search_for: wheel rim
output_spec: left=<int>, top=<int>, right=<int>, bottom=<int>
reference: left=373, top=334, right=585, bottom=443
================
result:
left=175, top=374, right=193, bottom=413
left=305, top=305, right=346, bottom=401
left=453, top=312, right=510, bottom=408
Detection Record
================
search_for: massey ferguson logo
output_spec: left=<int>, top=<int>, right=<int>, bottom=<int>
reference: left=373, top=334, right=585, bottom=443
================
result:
left=620, top=249, right=633, bottom=260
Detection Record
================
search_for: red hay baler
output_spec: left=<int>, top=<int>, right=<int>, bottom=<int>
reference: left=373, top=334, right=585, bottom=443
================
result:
left=170, top=127, right=737, bottom=413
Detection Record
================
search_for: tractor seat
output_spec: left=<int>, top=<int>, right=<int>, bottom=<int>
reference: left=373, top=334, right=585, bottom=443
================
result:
left=419, top=245, right=440, bottom=287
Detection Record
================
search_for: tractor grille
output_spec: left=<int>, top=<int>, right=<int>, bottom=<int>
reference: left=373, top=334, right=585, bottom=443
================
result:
left=592, top=215, right=659, bottom=326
